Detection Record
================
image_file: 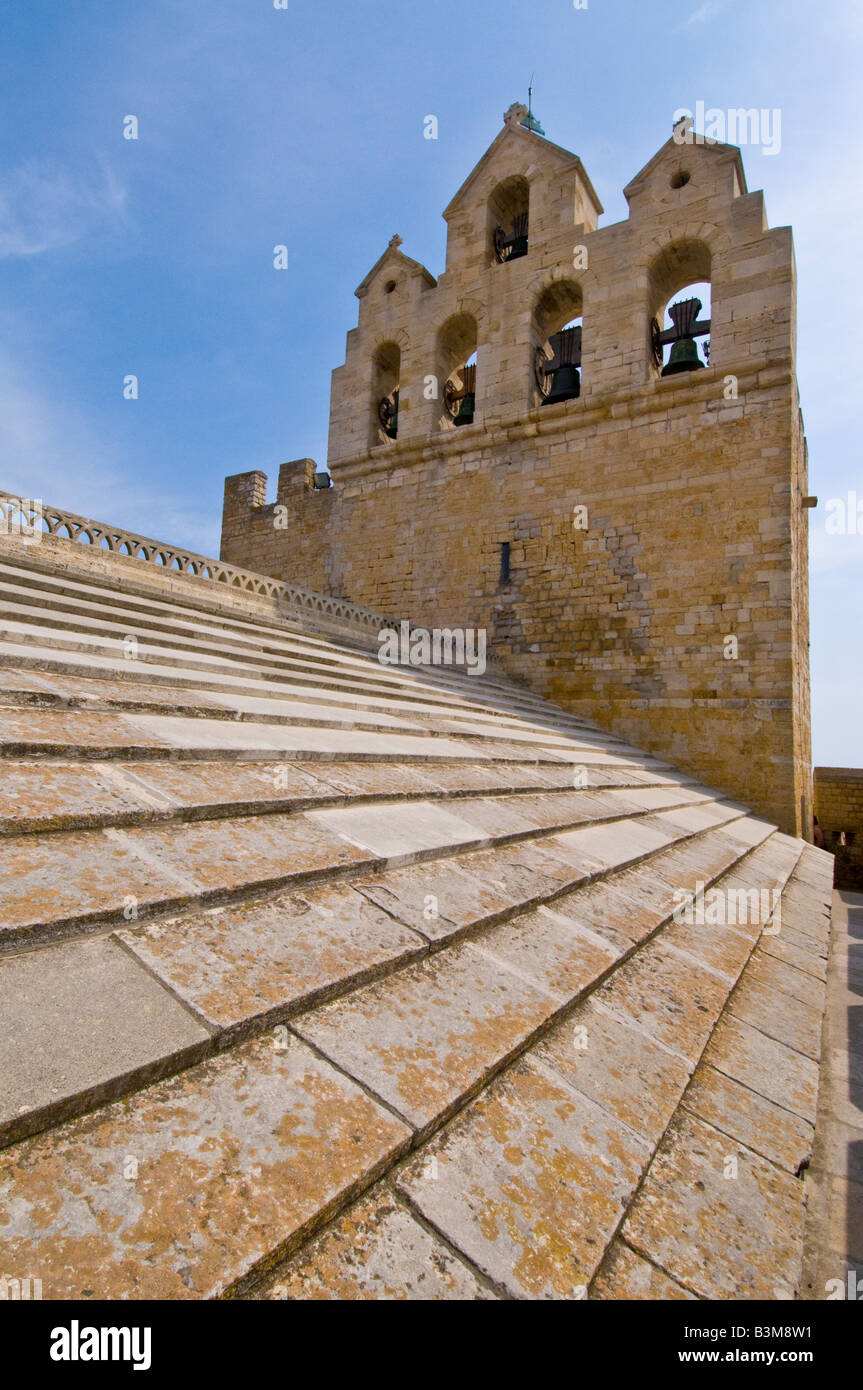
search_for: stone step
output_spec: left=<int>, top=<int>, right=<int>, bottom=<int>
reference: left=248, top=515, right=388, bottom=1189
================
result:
left=0, top=624, right=609, bottom=740
left=0, top=935, right=215, bottom=1149
left=256, top=833, right=809, bottom=1299
left=0, top=554, right=384, bottom=657
left=0, top=690, right=435, bottom=740
left=0, top=803, right=745, bottom=1149
left=0, top=571, right=375, bottom=667
left=0, top=819, right=791, bottom=1298
left=255, top=1190, right=499, bottom=1300
left=0, top=788, right=720, bottom=951
left=0, top=642, right=628, bottom=757
left=0, top=577, right=645, bottom=743
left=0, top=671, right=616, bottom=773
left=349, top=801, right=753, bottom=946
left=0, top=571, right=561, bottom=715
left=0, top=672, right=665, bottom=766
left=0, top=656, right=611, bottom=756
left=290, top=826, right=797, bottom=1139
left=0, top=615, right=518, bottom=711
left=114, top=804, right=745, bottom=1048
left=0, top=539, right=834, bottom=1303
left=0, top=704, right=607, bottom=765
left=0, top=556, right=552, bottom=705
left=599, top=844, right=834, bottom=1300
left=0, top=660, right=606, bottom=743
left=0, top=563, right=564, bottom=717
left=0, top=1031, right=414, bottom=1299
left=0, top=756, right=690, bottom=836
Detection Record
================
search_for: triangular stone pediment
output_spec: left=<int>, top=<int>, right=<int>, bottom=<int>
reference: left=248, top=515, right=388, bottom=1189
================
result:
left=354, top=236, right=436, bottom=300
left=443, top=110, right=602, bottom=221
left=624, top=133, right=747, bottom=204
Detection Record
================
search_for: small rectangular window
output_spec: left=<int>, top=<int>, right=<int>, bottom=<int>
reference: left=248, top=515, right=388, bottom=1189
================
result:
left=500, top=541, right=511, bottom=583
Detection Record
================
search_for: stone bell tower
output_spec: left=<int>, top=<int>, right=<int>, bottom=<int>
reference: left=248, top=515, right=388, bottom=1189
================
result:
left=221, top=102, right=812, bottom=837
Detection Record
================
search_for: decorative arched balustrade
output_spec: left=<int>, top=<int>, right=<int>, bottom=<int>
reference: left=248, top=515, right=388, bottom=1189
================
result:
left=0, top=492, right=390, bottom=636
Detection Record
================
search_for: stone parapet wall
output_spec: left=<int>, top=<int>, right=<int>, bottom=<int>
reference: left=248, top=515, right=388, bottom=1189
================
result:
left=0, top=495, right=388, bottom=650
left=814, top=768, right=862, bottom=889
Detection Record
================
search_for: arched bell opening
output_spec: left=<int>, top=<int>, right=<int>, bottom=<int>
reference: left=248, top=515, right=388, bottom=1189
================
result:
left=371, top=341, right=400, bottom=446
left=647, top=240, right=713, bottom=378
left=533, top=280, right=584, bottom=407
left=488, top=175, right=530, bottom=266
left=436, top=313, right=478, bottom=431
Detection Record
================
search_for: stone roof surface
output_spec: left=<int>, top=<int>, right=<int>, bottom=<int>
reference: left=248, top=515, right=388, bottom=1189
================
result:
left=0, top=536, right=834, bottom=1299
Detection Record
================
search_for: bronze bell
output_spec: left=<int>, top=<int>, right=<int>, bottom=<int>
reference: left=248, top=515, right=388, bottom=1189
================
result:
left=662, top=338, right=704, bottom=374
left=541, top=326, right=581, bottom=404
left=453, top=364, right=476, bottom=427
left=453, top=394, right=475, bottom=426
left=494, top=211, right=529, bottom=263
left=544, top=363, right=581, bottom=403
left=378, top=388, right=399, bottom=438
left=661, top=298, right=706, bottom=376
left=507, top=212, right=529, bottom=261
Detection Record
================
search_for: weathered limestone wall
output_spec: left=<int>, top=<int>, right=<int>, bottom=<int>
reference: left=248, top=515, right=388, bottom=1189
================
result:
left=221, top=114, right=812, bottom=836
left=814, top=769, right=862, bottom=889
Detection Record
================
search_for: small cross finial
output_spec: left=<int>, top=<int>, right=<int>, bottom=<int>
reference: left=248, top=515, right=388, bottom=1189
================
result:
left=388, top=234, right=403, bottom=249
left=503, top=101, right=528, bottom=128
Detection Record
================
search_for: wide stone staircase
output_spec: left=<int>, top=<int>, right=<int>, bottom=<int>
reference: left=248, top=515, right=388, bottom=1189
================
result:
left=0, top=532, right=835, bottom=1299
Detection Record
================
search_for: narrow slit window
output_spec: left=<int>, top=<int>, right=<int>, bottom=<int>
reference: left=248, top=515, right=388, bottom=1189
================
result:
left=500, top=541, right=511, bottom=583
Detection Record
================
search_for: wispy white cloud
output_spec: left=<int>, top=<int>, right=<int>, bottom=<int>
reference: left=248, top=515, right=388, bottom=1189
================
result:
left=684, top=1, right=725, bottom=28
left=0, top=348, right=219, bottom=556
left=0, top=160, right=127, bottom=258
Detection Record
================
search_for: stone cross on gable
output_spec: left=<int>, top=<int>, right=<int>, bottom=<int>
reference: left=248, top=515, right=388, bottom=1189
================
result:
left=503, top=102, right=529, bottom=128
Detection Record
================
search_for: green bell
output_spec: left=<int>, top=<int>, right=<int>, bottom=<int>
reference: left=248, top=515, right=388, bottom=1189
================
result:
left=453, top=392, right=475, bottom=426
left=543, top=364, right=580, bottom=404
left=451, top=364, right=475, bottom=426
left=378, top=389, right=399, bottom=439
left=660, top=298, right=707, bottom=375
left=661, top=337, right=704, bottom=376
left=494, top=211, right=529, bottom=263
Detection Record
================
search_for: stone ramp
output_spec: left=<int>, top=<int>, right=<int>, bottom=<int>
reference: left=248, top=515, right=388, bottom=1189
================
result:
left=0, top=539, right=835, bottom=1299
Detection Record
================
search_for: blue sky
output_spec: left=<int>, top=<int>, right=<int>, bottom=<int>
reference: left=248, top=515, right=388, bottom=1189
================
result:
left=1, top=0, right=861, bottom=764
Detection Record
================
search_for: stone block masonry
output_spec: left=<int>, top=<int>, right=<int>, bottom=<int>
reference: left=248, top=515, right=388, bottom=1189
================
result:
left=814, top=768, right=862, bottom=889
left=221, top=104, right=812, bottom=837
